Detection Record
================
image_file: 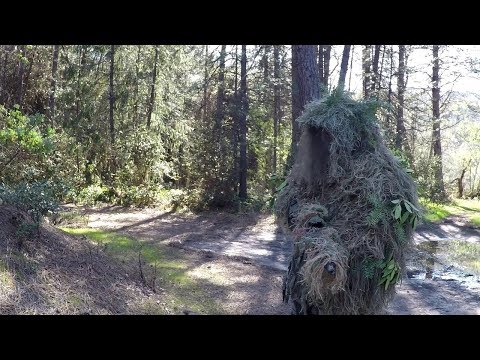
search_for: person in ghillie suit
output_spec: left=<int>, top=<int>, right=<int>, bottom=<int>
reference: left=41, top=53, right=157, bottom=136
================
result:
left=275, top=90, right=420, bottom=315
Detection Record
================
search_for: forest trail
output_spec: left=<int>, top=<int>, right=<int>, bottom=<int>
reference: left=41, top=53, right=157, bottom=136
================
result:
left=64, top=205, right=480, bottom=315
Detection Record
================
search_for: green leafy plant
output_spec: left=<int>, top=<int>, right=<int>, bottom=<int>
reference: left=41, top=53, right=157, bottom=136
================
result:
left=361, top=257, right=383, bottom=279
left=391, top=198, right=420, bottom=230
left=366, top=194, right=389, bottom=226
left=378, top=253, right=401, bottom=290
left=0, top=181, right=59, bottom=223
left=267, top=174, right=288, bottom=209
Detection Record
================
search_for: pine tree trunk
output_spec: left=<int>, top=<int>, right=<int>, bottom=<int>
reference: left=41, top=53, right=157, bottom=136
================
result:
left=147, top=46, right=159, bottom=129
left=371, top=45, right=381, bottom=94
left=273, top=45, right=280, bottom=176
left=431, top=45, right=446, bottom=199
left=395, top=45, right=407, bottom=151
left=133, top=46, right=141, bottom=126
left=318, top=46, right=324, bottom=85
left=49, top=45, right=60, bottom=125
left=215, top=45, right=226, bottom=134
left=21, top=47, right=35, bottom=111
left=17, top=46, right=26, bottom=108
left=109, top=45, right=115, bottom=145
left=232, top=45, right=239, bottom=194
left=322, top=45, right=331, bottom=89
left=263, top=45, right=270, bottom=82
left=203, top=45, right=209, bottom=123
left=458, top=167, right=467, bottom=198
left=238, top=45, right=248, bottom=200
left=362, top=45, right=372, bottom=99
left=338, top=45, right=351, bottom=90
left=386, top=46, right=394, bottom=142
left=290, top=45, right=321, bottom=166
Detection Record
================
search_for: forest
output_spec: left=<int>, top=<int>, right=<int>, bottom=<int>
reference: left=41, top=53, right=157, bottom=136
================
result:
left=1, top=45, right=479, bottom=315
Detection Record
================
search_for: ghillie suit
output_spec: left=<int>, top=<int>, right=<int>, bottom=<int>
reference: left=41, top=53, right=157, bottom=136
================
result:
left=275, top=91, right=420, bottom=315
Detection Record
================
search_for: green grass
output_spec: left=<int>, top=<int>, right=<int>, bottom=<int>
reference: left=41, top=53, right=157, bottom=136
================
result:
left=470, top=215, right=480, bottom=227
left=60, top=227, right=225, bottom=314
left=420, top=198, right=480, bottom=225
left=446, top=240, right=480, bottom=275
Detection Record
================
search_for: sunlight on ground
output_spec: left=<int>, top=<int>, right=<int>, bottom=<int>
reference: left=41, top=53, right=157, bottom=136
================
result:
left=420, top=198, right=480, bottom=226
left=0, top=261, right=15, bottom=296
left=60, top=227, right=224, bottom=314
left=188, top=263, right=261, bottom=287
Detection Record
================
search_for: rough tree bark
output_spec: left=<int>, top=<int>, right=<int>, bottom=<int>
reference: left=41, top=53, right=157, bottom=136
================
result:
left=290, top=45, right=321, bottom=165
left=215, top=45, right=227, bottom=134
left=338, top=45, right=351, bottom=90
left=109, top=45, right=115, bottom=145
left=386, top=46, right=394, bottom=142
left=395, top=45, right=408, bottom=151
left=17, top=46, right=26, bottom=108
left=147, top=46, right=159, bottom=129
left=133, top=46, right=141, bottom=126
left=457, top=167, right=467, bottom=198
left=238, top=45, right=248, bottom=200
left=362, top=45, right=372, bottom=99
left=322, top=45, right=331, bottom=89
left=431, top=45, right=446, bottom=199
left=273, top=45, right=280, bottom=176
left=318, top=46, right=324, bottom=85
left=202, top=45, right=209, bottom=123
left=49, top=45, right=60, bottom=125
left=371, top=45, right=381, bottom=94
left=232, top=45, right=239, bottom=194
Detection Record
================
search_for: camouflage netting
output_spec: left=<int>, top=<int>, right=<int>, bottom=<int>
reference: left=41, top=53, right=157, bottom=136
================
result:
left=275, top=91, right=420, bottom=315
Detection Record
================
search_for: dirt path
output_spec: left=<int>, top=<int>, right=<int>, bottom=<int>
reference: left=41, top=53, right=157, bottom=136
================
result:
left=63, top=205, right=480, bottom=315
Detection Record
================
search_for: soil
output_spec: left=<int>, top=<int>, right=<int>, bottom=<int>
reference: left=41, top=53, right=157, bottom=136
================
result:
left=0, top=205, right=165, bottom=314
left=62, top=204, right=480, bottom=315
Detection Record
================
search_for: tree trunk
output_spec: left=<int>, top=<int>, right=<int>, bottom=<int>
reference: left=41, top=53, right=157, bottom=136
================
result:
left=318, top=46, right=324, bottom=85
left=17, top=46, right=26, bottom=107
left=238, top=45, right=248, bottom=200
left=203, top=45, right=209, bottom=123
left=362, top=45, right=372, bottom=99
left=338, top=45, right=351, bottom=90
left=21, top=47, right=35, bottom=111
left=147, top=46, right=159, bottom=129
left=263, top=45, right=270, bottom=83
left=215, top=45, right=226, bottom=134
left=458, top=167, right=467, bottom=198
left=290, top=45, right=321, bottom=165
left=386, top=46, right=394, bottom=143
left=109, top=45, right=115, bottom=145
left=395, top=45, right=407, bottom=151
left=322, top=45, right=331, bottom=89
left=431, top=45, right=446, bottom=200
left=371, top=45, right=381, bottom=94
left=232, top=45, right=239, bottom=194
left=133, top=46, right=141, bottom=126
left=49, top=45, right=60, bottom=125
left=273, top=45, right=280, bottom=176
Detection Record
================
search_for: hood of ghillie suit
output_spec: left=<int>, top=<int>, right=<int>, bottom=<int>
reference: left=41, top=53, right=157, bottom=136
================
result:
left=275, top=91, right=420, bottom=315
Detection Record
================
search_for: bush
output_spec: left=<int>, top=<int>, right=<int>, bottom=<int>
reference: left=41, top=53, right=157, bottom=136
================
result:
left=73, top=184, right=113, bottom=205
left=0, top=181, right=59, bottom=223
